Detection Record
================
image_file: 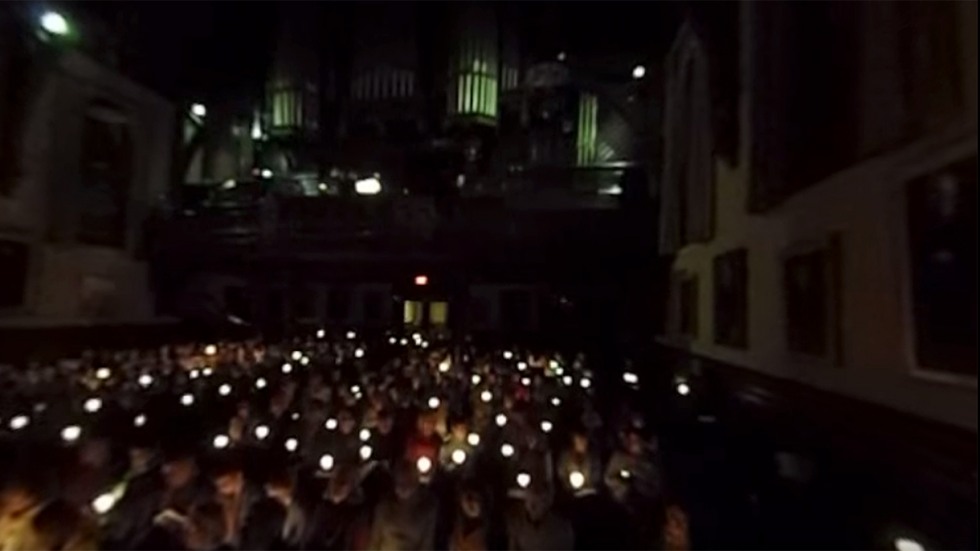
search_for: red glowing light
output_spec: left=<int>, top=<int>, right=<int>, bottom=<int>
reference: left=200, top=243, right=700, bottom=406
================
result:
left=414, top=275, right=428, bottom=286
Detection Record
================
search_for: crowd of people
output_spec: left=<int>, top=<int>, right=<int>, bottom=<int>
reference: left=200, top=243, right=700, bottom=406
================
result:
left=1, top=330, right=689, bottom=550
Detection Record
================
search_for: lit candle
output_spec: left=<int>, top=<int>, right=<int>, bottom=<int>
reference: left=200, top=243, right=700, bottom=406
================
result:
left=452, top=449, right=467, bottom=465
left=61, top=425, right=82, bottom=443
left=254, top=425, right=270, bottom=440
left=516, top=472, right=531, bottom=488
left=83, top=398, right=102, bottom=413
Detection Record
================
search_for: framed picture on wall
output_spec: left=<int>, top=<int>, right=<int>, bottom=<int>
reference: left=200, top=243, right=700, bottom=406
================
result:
left=713, top=248, right=748, bottom=348
left=669, top=271, right=700, bottom=340
left=782, top=234, right=843, bottom=365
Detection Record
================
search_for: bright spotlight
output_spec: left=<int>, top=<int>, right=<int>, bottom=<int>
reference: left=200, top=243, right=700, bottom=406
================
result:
left=359, top=445, right=373, bottom=461
left=190, top=103, right=207, bottom=117
left=219, top=384, right=232, bottom=396
left=325, top=418, right=338, bottom=430
left=255, top=378, right=267, bottom=389
left=134, top=414, right=146, bottom=427
left=632, top=65, right=646, bottom=79
left=480, top=390, right=493, bottom=403
left=894, top=538, right=925, bottom=551
left=428, top=397, right=441, bottom=409
left=623, top=372, right=639, bottom=385
left=83, top=398, right=102, bottom=413
left=180, top=394, right=194, bottom=406
left=282, top=363, right=293, bottom=374
left=540, top=420, right=553, bottom=433
left=467, top=433, right=481, bottom=446
left=416, top=456, right=433, bottom=474
left=40, top=11, right=70, bottom=36
left=138, top=374, right=153, bottom=388
left=213, top=434, right=230, bottom=449
left=359, top=428, right=371, bottom=442
left=96, top=368, right=111, bottom=380
left=495, top=414, right=507, bottom=427
left=284, top=438, right=298, bottom=452
left=569, top=470, right=586, bottom=490
left=500, top=443, right=515, bottom=458
left=354, top=177, right=382, bottom=195
left=319, top=454, right=335, bottom=471
left=676, top=382, right=691, bottom=396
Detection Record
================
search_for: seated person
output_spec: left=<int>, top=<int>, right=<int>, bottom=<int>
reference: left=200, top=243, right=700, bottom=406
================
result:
left=506, top=481, right=573, bottom=551
left=555, top=428, right=603, bottom=496
left=368, top=461, right=438, bottom=551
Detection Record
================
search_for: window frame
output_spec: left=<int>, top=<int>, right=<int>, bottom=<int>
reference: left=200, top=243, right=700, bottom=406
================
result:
left=894, top=148, right=978, bottom=388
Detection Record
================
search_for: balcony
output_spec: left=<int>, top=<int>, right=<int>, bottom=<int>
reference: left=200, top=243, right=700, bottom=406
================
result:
left=153, top=168, right=652, bottom=266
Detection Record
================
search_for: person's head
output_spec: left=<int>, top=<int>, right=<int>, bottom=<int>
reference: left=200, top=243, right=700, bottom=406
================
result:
left=29, top=498, right=97, bottom=551
left=625, top=430, right=645, bottom=456
left=264, top=467, right=294, bottom=506
left=327, top=465, right=357, bottom=504
left=572, top=430, right=590, bottom=454
left=524, top=482, right=553, bottom=520
left=459, top=486, right=483, bottom=519
left=79, top=438, right=111, bottom=468
left=450, top=419, right=468, bottom=441
left=377, top=410, right=394, bottom=435
left=269, top=391, right=288, bottom=415
left=161, top=452, right=197, bottom=490
left=338, top=409, right=356, bottom=434
left=417, top=412, right=436, bottom=438
left=210, top=455, right=245, bottom=498
left=0, top=479, right=42, bottom=515
left=128, top=446, right=154, bottom=474
left=393, top=461, right=419, bottom=501
left=186, top=500, right=225, bottom=551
